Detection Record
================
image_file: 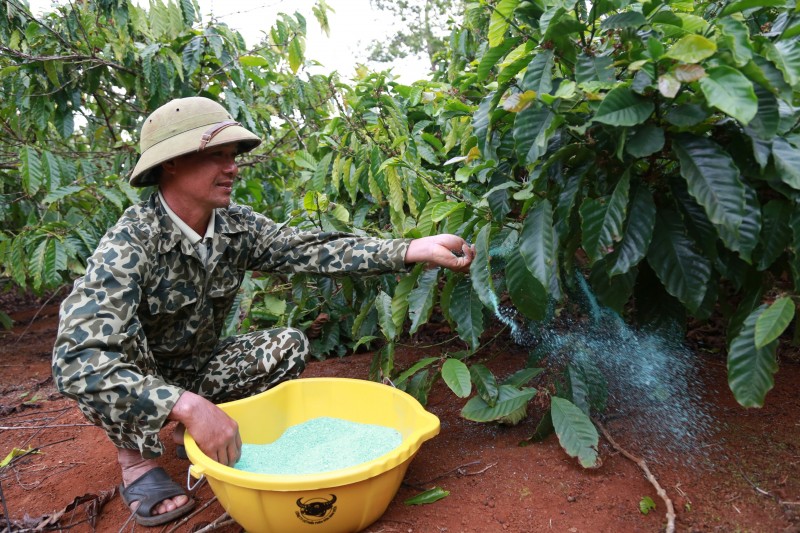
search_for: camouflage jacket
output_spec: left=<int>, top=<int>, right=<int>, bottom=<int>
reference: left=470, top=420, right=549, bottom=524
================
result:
left=52, top=193, right=410, bottom=432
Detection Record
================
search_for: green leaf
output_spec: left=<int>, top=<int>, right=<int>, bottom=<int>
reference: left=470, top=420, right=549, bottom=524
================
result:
left=181, top=35, right=205, bottom=77
left=386, top=165, right=404, bottom=215
left=673, top=135, right=746, bottom=240
left=430, top=201, right=465, bottom=223
left=652, top=12, right=709, bottom=38
left=519, top=199, right=555, bottom=291
left=527, top=410, right=554, bottom=442
left=469, top=364, right=499, bottom=406
left=294, top=150, right=317, bottom=170
left=259, top=294, right=285, bottom=316
left=311, top=152, right=333, bottom=192
left=404, top=487, right=449, bottom=506
left=394, top=357, right=439, bottom=388
left=408, top=268, right=439, bottom=335
left=646, top=210, right=711, bottom=313
left=179, top=0, right=196, bottom=24
left=376, top=290, right=396, bottom=340
left=554, top=171, right=583, bottom=242
left=521, top=50, right=555, bottom=95
left=744, top=54, right=793, bottom=103
left=330, top=204, right=350, bottom=223
left=461, top=385, right=536, bottom=422
left=755, top=199, right=792, bottom=271
left=449, top=276, right=484, bottom=350
left=33, top=237, right=66, bottom=289
left=771, top=137, right=800, bottom=190
left=473, top=94, right=493, bottom=154
left=40, top=150, right=59, bottom=191
left=747, top=85, right=780, bottom=140
left=391, top=266, right=422, bottom=333
left=579, top=173, right=630, bottom=264
left=639, top=496, right=657, bottom=515
left=664, top=34, right=717, bottom=63
left=626, top=124, right=665, bottom=158
left=498, top=42, right=536, bottom=84
left=765, top=38, right=800, bottom=87
left=239, top=55, right=269, bottom=67
left=720, top=0, right=785, bottom=16
left=594, top=87, right=655, bottom=127
left=718, top=180, right=761, bottom=263
left=43, top=185, right=84, bottom=204
left=666, top=103, right=709, bottom=127
left=442, top=358, right=472, bottom=398
left=506, top=250, right=548, bottom=320
left=288, top=34, right=305, bottom=73
left=754, top=297, right=796, bottom=349
left=728, top=304, right=779, bottom=407
left=9, top=236, right=27, bottom=288
left=576, top=53, right=615, bottom=84
left=568, top=359, right=608, bottom=415
left=351, top=297, right=376, bottom=339
left=698, top=66, right=758, bottom=125
left=303, top=191, right=322, bottom=212
left=589, top=261, right=637, bottom=314
left=550, top=396, right=599, bottom=468
left=478, top=37, right=518, bottom=81
left=488, top=0, right=520, bottom=48
left=98, top=186, right=127, bottom=211
left=470, top=223, right=496, bottom=312
left=718, top=17, right=754, bottom=67
left=21, top=146, right=43, bottom=196
left=513, top=103, right=558, bottom=165
left=601, top=11, right=646, bottom=30
left=607, top=187, right=657, bottom=276
left=502, top=367, right=544, bottom=388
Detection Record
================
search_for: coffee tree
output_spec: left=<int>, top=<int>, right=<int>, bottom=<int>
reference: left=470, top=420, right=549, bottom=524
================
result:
left=2, top=0, right=799, bottom=468
left=0, top=0, right=330, bottom=321
left=233, top=0, right=800, bottom=463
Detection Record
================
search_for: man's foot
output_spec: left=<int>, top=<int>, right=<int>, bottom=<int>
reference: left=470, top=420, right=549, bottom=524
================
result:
left=118, top=448, right=192, bottom=522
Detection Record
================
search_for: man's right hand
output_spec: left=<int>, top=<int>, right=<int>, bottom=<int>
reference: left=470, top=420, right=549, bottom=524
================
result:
left=169, top=391, right=241, bottom=466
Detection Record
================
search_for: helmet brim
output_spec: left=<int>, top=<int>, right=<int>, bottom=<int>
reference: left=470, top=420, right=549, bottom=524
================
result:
left=129, top=123, right=262, bottom=187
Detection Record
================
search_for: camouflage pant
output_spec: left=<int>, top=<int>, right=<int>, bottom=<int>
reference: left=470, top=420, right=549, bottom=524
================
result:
left=77, top=327, right=309, bottom=458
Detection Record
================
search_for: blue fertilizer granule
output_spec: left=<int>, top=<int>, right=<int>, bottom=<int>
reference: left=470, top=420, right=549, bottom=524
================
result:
left=233, top=417, right=403, bottom=475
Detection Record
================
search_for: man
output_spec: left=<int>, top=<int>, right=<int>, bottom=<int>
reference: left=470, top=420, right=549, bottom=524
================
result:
left=52, top=96, right=474, bottom=526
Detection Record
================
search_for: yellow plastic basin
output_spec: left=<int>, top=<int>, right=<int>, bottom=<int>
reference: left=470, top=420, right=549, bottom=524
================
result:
left=185, top=377, right=440, bottom=533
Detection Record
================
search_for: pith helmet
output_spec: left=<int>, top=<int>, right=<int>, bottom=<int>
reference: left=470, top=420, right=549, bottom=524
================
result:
left=129, top=96, right=262, bottom=187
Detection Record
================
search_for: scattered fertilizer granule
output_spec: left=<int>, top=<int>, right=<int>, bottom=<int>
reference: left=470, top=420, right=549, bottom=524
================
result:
left=233, top=416, right=402, bottom=475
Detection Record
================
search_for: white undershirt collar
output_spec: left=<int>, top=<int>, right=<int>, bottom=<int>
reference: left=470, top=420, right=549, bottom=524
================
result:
left=158, top=190, right=215, bottom=245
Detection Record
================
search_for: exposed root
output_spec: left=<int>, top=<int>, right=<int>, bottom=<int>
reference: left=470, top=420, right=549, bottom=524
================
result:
left=594, top=419, right=676, bottom=533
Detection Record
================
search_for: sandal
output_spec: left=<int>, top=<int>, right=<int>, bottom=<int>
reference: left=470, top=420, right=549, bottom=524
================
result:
left=119, top=467, right=195, bottom=526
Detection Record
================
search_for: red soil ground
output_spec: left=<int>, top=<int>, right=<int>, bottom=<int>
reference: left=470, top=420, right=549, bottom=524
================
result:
left=1, top=294, right=799, bottom=533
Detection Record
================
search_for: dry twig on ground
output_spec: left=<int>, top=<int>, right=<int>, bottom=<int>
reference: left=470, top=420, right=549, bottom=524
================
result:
left=594, top=419, right=676, bottom=533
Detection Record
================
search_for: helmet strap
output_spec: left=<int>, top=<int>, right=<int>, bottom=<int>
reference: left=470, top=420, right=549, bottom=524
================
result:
left=198, top=120, right=241, bottom=150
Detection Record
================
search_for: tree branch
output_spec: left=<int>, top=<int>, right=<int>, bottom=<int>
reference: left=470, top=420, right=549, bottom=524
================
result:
left=0, top=45, right=138, bottom=76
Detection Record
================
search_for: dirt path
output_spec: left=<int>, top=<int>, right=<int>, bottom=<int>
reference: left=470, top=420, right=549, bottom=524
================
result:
left=1, top=296, right=798, bottom=532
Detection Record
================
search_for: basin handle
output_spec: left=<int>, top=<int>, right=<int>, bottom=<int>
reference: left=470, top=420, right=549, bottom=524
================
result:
left=187, top=465, right=205, bottom=492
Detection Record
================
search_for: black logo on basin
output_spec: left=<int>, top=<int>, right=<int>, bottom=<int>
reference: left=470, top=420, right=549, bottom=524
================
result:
left=295, top=494, right=337, bottom=524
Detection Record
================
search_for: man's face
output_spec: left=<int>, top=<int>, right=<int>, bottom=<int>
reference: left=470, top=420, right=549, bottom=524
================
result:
left=161, top=142, right=240, bottom=211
